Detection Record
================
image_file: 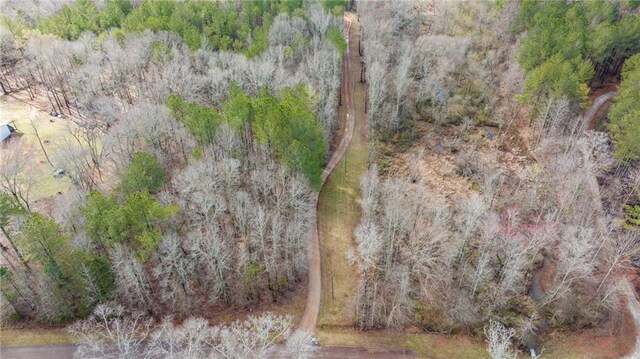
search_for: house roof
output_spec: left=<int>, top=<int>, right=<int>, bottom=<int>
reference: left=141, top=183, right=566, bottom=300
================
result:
left=0, top=124, right=11, bottom=142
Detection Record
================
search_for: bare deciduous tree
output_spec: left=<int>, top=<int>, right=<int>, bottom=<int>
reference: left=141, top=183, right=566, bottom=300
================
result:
left=484, top=320, right=517, bottom=359
left=0, top=141, right=35, bottom=210
left=69, top=304, right=152, bottom=359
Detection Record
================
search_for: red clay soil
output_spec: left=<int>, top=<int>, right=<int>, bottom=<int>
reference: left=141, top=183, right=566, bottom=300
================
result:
left=588, top=80, right=619, bottom=102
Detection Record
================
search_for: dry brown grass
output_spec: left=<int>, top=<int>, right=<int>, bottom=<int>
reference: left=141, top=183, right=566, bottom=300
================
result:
left=317, top=327, right=486, bottom=359
left=0, top=328, right=74, bottom=347
left=0, top=92, right=73, bottom=201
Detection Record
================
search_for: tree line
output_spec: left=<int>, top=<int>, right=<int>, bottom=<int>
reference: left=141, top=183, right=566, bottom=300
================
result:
left=11, top=0, right=332, bottom=56
left=69, top=304, right=314, bottom=359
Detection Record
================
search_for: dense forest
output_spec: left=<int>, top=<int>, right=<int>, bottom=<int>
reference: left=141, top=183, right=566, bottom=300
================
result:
left=1, top=0, right=640, bottom=358
left=351, top=0, right=640, bottom=355
left=0, top=0, right=343, bottom=324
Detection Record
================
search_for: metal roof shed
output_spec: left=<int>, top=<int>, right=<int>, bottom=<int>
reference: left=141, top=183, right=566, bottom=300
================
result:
left=0, top=121, right=16, bottom=142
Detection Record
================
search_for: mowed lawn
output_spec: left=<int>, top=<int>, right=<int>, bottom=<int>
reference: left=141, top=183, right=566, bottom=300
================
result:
left=0, top=95, right=72, bottom=201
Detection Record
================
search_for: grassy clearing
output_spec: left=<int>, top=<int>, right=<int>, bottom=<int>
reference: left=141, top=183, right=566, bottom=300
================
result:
left=0, top=95, right=72, bottom=201
left=0, top=328, right=74, bottom=347
left=542, top=330, right=634, bottom=359
left=318, top=327, right=631, bottom=359
left=317, top=128, right=366, bottom=327
left=316, top=10, right=368, bottom=329
left=317, top=328, right=486, bottom=359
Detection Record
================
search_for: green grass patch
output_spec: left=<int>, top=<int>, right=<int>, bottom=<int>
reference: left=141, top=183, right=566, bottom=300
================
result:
left=317, top=116, right=367, bottom=327
left=317, top=328, right=486, bottom=359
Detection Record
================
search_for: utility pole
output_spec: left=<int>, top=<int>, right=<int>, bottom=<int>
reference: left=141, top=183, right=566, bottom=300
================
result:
left=331, top=269, right=335, bottom=300
left=344, top=115, right=349, bottom=174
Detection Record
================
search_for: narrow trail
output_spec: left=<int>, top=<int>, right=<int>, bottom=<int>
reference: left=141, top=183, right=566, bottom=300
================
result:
left=297, top=13, right=355, bottom=334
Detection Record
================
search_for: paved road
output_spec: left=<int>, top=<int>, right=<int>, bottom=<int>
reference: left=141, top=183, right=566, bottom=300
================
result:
left=297, top=13, right=355, bottom=333
left=581, top=91, right=616, bottom=130
left=302, top=346, right=414, bottom=359
left=1, top=344, right=414, bottom=359
left=1, top=344, right=77, bottom=359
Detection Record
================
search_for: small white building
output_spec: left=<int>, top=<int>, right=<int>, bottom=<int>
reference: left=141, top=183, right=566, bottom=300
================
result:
left=0, top=121, right=16, bottom=142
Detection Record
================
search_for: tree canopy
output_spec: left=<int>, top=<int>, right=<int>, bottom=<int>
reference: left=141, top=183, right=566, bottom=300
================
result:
left=166, top=94, right=220, bottom=145
left=168, top=84, right=326, bottom=189
left=82, top=190, right=176, bottom=261
left=608, top=53, right=640, bottom=161
left=252, top=84, right=326, bottom=189
left=83, top=151, right=175, bottom=261
left=118, top=152, right=166, bottom=196
left=0, top=0, right=341, bottom=323
left=34, top=0, right=316, bottom=55
left=515, top=0, right=640, bottom=111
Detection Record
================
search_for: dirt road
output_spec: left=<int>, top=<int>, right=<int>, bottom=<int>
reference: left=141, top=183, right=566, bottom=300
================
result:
left=297, top=13, right=355, bottom=333
left=577, top=89, right=640, bottom=358
left=624, top=280, right=640, bottom=359
left=582, top=91, right=616, bottom=130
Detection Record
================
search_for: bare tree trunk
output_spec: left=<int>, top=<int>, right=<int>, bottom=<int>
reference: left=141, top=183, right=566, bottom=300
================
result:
left=1, top=225, right=29, bottom=269
left=30, top=120, right=54, bottom=167
left=0, top=79, right=8, bottom=95
left=0, top=243, right=18, bottom=271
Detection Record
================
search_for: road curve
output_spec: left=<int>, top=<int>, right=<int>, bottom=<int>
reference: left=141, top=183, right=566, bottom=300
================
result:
left=581, top=91, right=616, bottom=130
left=579, top=89, right=640, bottom=359
left=297, top=13, right=355, bottom=333
left=624, top=279, right=640, bottom=359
